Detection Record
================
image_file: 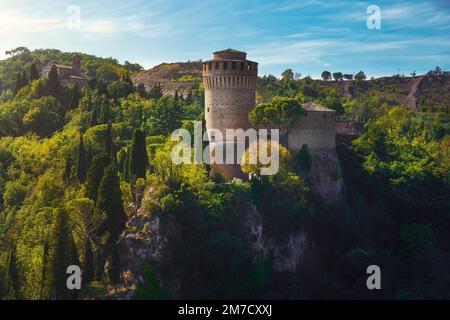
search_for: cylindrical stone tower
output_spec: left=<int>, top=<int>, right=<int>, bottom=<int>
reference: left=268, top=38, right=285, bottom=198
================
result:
left=203, top=49, right=258, bottom=178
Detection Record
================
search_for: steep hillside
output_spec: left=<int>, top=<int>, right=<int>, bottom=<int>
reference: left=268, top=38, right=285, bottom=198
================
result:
left=131, top=61, right=203, bottom=95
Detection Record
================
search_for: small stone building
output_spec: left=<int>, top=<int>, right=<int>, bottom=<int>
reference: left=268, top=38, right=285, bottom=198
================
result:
left=42, top=53, right=86, bottom=87
left=287, top=102, right=343, bottom=202
left=288, top=102, right=336, bottom=153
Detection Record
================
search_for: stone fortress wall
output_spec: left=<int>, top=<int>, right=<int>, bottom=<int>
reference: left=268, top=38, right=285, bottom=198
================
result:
left=287, top=103, right=342, bottom=202
left=203, top=49, right=258, bottom=178
left=288, top=104, right=336, bottom=153
left=203, top=49, right=344, bottom=201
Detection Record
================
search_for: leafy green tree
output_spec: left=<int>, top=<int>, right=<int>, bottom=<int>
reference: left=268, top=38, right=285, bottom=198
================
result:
left=0, top=99, right=29, bottom=136
left=354, top=71, right=366, bottom=82
left=148, top=96, right=183, bottom=135
left=124, top=61, right=143, bottom=72
left=333, top=72, right=343, bottom=81
left=86, top=152, right=111, bottom=202
left=107, top=80, right=134, bottom=100
left=129, top=129, right=148, bottom=180
left=343, top=74, right=353, bottom=80
left=147, top=83, right=163, bottom=100
left=294, top=144, right=312, bottom=174
left=96, top=164, right=127, bottom=242
left=23, top=96, right=62, bottom=137
left=281, top=69, right=294, bottom=82
left=132, top=264, right=169, bottom=299
left=321, top=71, right=332, bottom=81
left=76, top=134, right=87, bottom=183
left=249, top=96, right=303, bottom=135
left=136, top=83, right=146, bottom=98
left=3, top=180, right=27, bottom=208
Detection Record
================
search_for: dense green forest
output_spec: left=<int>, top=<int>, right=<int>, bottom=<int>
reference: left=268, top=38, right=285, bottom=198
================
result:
left=0, top=48, right=448, bottom=299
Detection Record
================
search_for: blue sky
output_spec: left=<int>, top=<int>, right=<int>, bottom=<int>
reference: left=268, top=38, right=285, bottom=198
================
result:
left=0, top=0, right=449, bottom=78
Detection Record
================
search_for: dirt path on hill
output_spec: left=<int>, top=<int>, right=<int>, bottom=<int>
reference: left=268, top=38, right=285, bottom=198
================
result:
left=403, top=76, right=424, bottom=110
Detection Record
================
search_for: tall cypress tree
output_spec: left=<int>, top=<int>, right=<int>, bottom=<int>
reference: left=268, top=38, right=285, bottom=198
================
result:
left=83, top=239, right=95, bottom=283
left=22, top=70, right=28, bottom=87
left=46, top=64, right=60, bottom=97
left=30, top=62, right=39, bottom=81
left=129, top=129, right=148, bottom=180
left=69, top=84, right=80, bottom=109
left=14, top=72, right=24, bottom=94
left=108, top=243, right=121, bottom=292
left=111, top=143, right=118, bottom=167
left=40, top=241, right=50, bottom=299
left=51, top=208, right=78, bottom=300
left=99, top=99, right=110, bottom=124
left=64, top=153, right=72, bottom=184
left=69, top=235, right=80, bottom=300
left=122, top=149, right=130, bottom=182
left=76, top=135, right=87, bottom=183
left=89, top=105, right=98, bottom=127
left=105, top=122, right=113, bottom=156
left=86, top=143, right=93, bottom=170
left=7, top=243, right=20, bottom=299
left=96, top=164, right=127, bottom=242
left=85, top=152, right=111, bottom=202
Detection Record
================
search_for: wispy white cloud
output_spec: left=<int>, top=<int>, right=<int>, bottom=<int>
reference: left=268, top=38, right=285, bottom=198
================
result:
left=0, top=4, right=64, bottom=33
left=344, top=2, right=450, bottom=28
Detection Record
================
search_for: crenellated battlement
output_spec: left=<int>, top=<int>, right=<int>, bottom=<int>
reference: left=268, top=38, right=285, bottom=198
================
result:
left=202, top=60, right=258, bottom=76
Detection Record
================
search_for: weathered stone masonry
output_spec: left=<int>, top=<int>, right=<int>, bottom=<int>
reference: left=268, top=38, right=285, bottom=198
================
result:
left=203, top=49, right=343, bottom=201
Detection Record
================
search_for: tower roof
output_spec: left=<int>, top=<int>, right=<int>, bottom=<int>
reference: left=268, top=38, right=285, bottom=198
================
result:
left=213, top=48, right=245, bottom=54
left=213, top=49, right=247, bottom=60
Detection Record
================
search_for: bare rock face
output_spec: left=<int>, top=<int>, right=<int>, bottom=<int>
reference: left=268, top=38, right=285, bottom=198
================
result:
left=241, top=202, right=264, bottom=257
left=119, top=192, right=315, bottom=298
left=310, top=150, right=345, bottom=203
left=119, top=203, right=182, bottom=296
left=271, top=233, right=309, bottom=273
left=241, top=202, right=314, bottom=274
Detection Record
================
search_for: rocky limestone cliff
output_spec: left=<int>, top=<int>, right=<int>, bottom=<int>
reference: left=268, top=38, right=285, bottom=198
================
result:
left=309, top=150, right=345, bottom=203
left=118, top=195, right=315, bottom=298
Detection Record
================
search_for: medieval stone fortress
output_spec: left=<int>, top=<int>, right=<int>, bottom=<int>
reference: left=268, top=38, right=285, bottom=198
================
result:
left=203, top=49, right=343, bottom=201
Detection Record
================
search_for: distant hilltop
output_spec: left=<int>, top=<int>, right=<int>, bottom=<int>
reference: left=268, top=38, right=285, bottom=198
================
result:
left=131, top=61, right=203, bottom=96
left=1, top=48, right=448, bottom=112
left=131, top=60, right=449, bottom=112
